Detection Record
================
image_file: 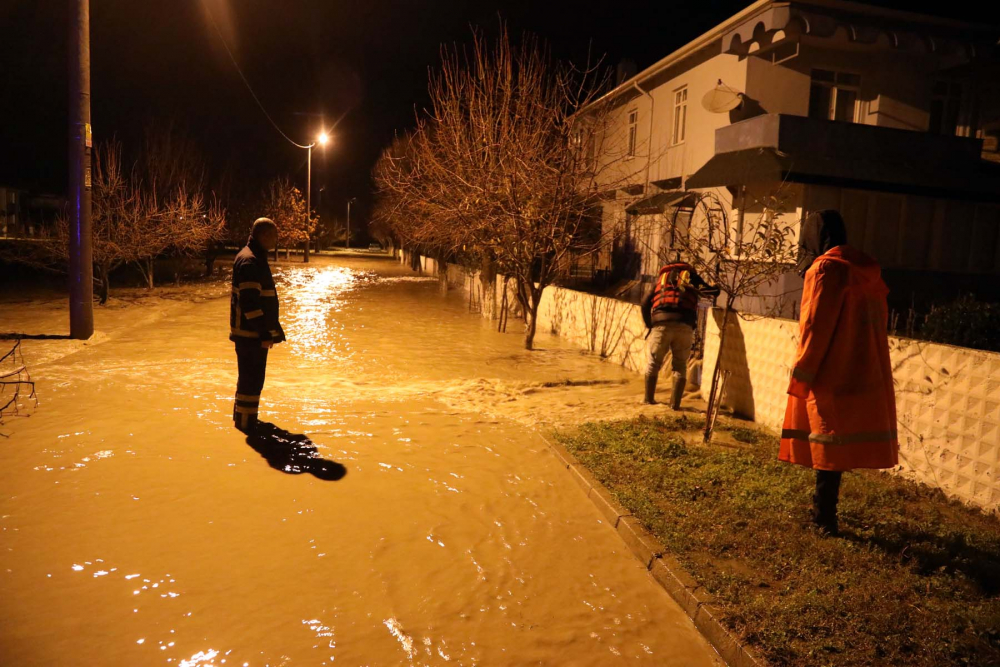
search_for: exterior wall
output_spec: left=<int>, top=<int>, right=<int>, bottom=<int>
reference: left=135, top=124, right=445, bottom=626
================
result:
left=536, top=284, right=648, bottom=374
left=800, top=184, right=1000, bottom=274
left=595, top=50, right=748, bottom=192
left=703, top=311, right=1000, bottom=512
left=653, top=53, right=749, bottom=184
left=748, top=44, right=939, bottom=131
left=745, top=53, right=811, bottom=117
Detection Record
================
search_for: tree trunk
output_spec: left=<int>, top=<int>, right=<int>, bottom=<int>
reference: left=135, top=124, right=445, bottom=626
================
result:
left=703, top=299, right=734, bottom=443
left=205, top=244, right=216, bottom=277
left=523, top=287, right=542, bottom=350
left=96, top=262, right=110, bottom=305
left=437, top=257, right=448, bottom=295
left=497, top=280, right=508, bottom=333
left=145, top=258, right=155, bottom=289
left=479, top=263, right=498, bottom=320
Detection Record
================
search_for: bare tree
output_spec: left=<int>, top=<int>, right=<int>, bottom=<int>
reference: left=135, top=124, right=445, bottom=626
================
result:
left=374, top=27, right=634, bottom=349
left=74, top=140, right=155, bottom=302
left=49, top=140, right=225, bottom=299
left=262, top=177, right=316, bottom=260
left=135, top=122, right=227, bottom=288
left=0, top=340, right=37, bottom=436
left=667, top=186, right=799, bottom=441
left=1, top=124, right=227, bottom=299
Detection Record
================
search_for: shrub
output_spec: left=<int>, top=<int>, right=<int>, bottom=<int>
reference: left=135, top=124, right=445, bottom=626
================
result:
left=920, top=295, right=1000, bottom=352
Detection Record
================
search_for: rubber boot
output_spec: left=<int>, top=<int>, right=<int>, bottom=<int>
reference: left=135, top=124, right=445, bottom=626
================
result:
left=643, top=374, right=658, bottom=405
left=670, top=373, right=686, bottom=411
left=812, top=470, right=842, bottom=536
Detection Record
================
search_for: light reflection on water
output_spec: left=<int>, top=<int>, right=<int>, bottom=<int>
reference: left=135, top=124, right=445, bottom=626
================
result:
left=278, top=265, right=371, bottom=363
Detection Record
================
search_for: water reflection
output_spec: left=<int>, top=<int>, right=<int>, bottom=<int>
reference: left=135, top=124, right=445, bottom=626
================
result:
left=278, top=266, right=374, bottom=363
left=245, top=422, right=347, bottom=481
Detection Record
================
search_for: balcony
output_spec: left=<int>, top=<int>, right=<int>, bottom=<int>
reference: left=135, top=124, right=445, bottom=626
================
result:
left=686, top=114, right=1000, bottom=201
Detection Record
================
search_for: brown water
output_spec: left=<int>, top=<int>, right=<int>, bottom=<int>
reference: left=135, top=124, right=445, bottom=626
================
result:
left=0, top=256, right=719, bottom=666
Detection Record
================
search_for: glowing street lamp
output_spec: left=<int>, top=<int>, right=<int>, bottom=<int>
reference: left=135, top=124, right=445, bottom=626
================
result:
left=304, top=131, right=330, bottom=263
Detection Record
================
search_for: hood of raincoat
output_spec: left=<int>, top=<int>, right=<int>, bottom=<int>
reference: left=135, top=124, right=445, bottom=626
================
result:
left=815, top=244, right=887, bottom=294
left=797, top=210, right=848, bottom=277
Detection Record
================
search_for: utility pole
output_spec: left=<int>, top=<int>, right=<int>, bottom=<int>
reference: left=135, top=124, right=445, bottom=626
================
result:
left=346, top=197, right=356, bottom=249
left=317, top=186, right=324, bottom=251
left=301, top=132, right=327, bottom=262
left=69, top=0, right=94, bottom=339
left=304, top=144, right=311, bottom=263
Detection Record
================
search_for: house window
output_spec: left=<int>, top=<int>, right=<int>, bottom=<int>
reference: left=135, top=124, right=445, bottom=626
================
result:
left=808, top=69, right=862, bottom=123
left=929, top=81, right=962, bottom=136
left=627, top=109, right=638, bottom=158
left=669, top=207, right=692, bottom=249
left=573, top=127, right=596, bottom=167
left=672, top=87, right=688, bottom=145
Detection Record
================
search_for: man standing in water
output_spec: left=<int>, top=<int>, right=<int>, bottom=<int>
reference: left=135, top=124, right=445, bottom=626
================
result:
left=780, top=210, right=898, bottom=536
left=641, top=253, right=719, bottom=408
left=230, top=218, right=286, bottom=433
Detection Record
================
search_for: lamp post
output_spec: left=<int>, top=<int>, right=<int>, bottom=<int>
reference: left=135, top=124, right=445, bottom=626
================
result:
left=346, top=197, right=357, bottom=250
left=303, top=131, right=330, bottom=263
left=317, top=186, right=325, bottom=251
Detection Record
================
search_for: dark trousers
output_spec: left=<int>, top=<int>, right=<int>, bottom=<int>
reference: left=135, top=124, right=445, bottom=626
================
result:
left=813, top=470, right=843, bottom=523
left=234, top=341, right=268, bottom=431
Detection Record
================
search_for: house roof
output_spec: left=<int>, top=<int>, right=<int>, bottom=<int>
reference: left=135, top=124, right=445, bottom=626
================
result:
left=624, top=190, right=698, bottom=215
left=584, top=0, right=999, bottom=111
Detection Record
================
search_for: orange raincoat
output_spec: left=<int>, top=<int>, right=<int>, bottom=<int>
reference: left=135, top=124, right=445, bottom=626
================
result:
left=779, top=245, right=898, bottom=471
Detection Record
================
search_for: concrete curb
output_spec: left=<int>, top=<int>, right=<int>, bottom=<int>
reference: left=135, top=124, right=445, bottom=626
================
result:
left=540, top=433, right=766, bottom=667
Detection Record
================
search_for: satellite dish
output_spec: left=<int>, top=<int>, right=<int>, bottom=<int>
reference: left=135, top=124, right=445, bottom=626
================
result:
left=702, top=81, right=744, bottom=113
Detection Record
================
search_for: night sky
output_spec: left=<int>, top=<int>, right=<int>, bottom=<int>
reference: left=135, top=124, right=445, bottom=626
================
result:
left=1, top=0, right=994, bottom=229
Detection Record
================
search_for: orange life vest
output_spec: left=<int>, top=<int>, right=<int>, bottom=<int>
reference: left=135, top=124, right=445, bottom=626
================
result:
left=651, top=263, right=699, bottom=313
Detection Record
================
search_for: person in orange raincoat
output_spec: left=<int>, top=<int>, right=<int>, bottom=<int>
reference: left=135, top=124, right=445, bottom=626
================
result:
left=779, top=210, right=898, bottom=536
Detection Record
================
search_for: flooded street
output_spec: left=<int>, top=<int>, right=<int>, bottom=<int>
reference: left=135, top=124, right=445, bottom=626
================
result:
left=1, top=255, right=719, bottom=666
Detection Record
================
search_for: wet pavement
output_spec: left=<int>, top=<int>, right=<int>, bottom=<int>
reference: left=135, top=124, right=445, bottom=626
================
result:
left=0, top=255, right=720, bottom=666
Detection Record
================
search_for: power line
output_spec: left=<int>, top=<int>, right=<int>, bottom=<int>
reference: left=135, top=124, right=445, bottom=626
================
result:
left=200, top=0, right=310, bottom=149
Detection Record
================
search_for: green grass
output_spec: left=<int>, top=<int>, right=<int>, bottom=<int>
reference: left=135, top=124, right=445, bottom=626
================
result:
left=554, top=415, right=1000, bottom=666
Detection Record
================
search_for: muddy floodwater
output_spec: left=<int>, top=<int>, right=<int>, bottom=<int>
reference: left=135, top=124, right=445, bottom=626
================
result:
left=1, top=255, right=719, bottom=666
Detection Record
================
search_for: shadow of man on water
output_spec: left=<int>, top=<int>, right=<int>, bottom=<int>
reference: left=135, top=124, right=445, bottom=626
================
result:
left=246, top=422, right=347, bottom=481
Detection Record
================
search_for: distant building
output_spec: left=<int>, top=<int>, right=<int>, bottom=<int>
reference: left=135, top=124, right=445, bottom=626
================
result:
left=0, top=186, right=65, bottom=239
left=0, top=186, right=26, bottom=238
left=584, top=0, right=1000, bottom=315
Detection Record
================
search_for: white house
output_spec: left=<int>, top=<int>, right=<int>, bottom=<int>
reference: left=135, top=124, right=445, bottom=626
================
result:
left=584, top=0, right=1000, bottom=316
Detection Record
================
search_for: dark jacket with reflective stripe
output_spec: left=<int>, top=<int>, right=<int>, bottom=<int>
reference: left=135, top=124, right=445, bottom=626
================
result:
left=641, top=263, right=719, bottom=328
left=230, top=237, right=285, bottom=344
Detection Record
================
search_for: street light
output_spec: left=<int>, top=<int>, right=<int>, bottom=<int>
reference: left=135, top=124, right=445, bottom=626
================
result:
left=346, top=197, right=357, bottom=250
left=304, top=131, right=330, bottom=263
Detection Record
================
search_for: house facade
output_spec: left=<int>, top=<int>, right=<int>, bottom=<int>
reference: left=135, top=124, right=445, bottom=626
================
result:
left=587, top=0, right=1000, bottom=316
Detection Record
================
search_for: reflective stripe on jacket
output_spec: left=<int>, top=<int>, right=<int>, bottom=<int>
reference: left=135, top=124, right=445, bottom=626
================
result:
left=230, top=238, right=286, bottom=344
left=779, top=245, right=898, bottom=471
